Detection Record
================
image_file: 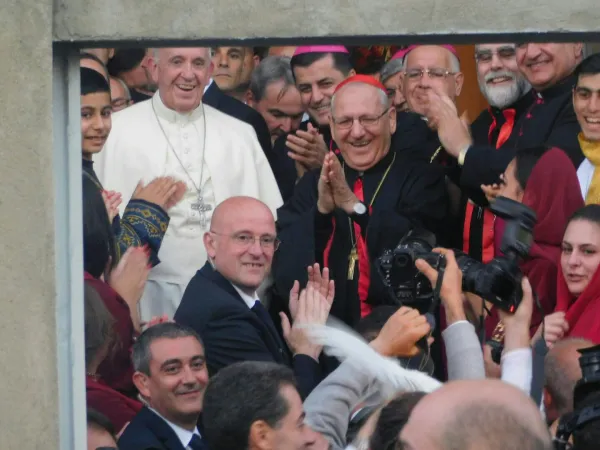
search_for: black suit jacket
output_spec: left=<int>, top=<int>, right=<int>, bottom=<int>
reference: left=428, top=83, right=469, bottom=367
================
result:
left=203, top=82, right=273, bottom=161
left=118, top=407, right=203, bottom=450
left=174, top=262, right=321, bottom=399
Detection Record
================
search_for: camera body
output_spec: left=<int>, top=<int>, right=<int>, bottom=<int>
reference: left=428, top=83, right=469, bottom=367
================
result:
left=374, top=197, right=537, bottom=312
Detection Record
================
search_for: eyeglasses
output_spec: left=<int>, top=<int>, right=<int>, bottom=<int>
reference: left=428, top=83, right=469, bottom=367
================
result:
left=475, top=46, right=517, bottom=63
left=404, top=68, right=456, bottom=80
left=210, top=231, right=280, bottom=251
left=331, top=109, right=389, bottom=129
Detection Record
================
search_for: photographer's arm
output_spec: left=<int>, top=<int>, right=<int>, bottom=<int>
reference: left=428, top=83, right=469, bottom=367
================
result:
left=497, top=277, right=534, bottom=394
left=416, top=250, right=485, bottom=380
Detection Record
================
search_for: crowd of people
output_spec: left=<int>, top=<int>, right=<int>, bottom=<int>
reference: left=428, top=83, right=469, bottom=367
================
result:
left=80, top=42, right=600, bottom=450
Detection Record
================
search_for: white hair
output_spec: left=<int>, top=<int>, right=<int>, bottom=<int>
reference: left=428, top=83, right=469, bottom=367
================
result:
left=152, top=47, right=213, bottom=62
left=402, top=46, right=461, bottom=72
left=330, top=84, right=390, bottom=113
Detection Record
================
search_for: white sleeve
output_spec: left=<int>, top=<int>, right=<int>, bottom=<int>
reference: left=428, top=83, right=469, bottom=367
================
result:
left=501, top=347, right=532, bottom=395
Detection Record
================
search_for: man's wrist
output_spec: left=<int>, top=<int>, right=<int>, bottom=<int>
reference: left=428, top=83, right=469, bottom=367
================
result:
left=317, top=201, right=333, bottom=215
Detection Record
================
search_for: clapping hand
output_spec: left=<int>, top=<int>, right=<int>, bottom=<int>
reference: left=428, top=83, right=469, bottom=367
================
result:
left=425, top=90, right=472, bottom=158
left=286, top=123, right=328, bottom=170
left=102, top=190, right=122, bottom=222
left=132, top=177, right=187, bottom=211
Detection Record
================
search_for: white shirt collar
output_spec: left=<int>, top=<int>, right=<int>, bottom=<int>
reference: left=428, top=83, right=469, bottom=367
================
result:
left=231, top=283, right=259, bottom=309
left=204, top=79, right=213, bottom=93
left=149, top=407, right=201, bottom=448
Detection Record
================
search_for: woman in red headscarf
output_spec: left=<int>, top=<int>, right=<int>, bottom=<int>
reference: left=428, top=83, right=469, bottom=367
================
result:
left=484, top=146, right=585, bottom=342
left=553, top=205, right=600, bottom=343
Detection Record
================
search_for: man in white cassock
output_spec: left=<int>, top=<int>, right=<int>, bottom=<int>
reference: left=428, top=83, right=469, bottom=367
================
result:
left=95, top=47, right=283, bottom=321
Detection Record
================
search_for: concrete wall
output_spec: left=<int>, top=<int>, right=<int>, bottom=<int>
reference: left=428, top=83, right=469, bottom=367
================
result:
left=54, top=0, right=600, bottom=43
left=0, top=0, right=59, bottom=448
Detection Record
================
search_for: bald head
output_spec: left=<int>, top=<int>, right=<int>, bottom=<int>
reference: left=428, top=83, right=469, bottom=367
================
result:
left=400, top=380, right=552, bottom=450
left=204, top=197, right=276, bottom=295
left=545, top=338, right=594, bottom=421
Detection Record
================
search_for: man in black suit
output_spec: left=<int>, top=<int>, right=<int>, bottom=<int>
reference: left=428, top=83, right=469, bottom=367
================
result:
left=118, top=323, right=209, bottom=450
left=203, top=79, right=274, bottom=164
left=174, top=196, right=333, bottom=399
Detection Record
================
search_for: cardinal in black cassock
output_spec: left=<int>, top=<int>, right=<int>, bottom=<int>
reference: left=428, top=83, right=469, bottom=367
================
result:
left=272, top=75, right=449, bottom=328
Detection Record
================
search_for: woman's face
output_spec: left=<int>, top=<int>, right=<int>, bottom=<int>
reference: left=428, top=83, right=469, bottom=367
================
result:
left=499, top=159, right=524, bottom=203
left=561, top=219, right=600, bottom=296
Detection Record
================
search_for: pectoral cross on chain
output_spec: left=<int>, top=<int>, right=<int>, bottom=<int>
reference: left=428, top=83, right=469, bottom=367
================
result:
left=348, top=247, right=358, bottom=280
left=191, top=192, right=212, bottom=229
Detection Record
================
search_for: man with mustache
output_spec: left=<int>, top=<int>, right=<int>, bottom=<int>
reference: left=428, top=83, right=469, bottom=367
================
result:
left=273, top=75, right=447, bottom=328
left=462, top=43, right=533, bottom=263
left=428, top=42, right=584, bottom=197
left=379, top=49, right=409, bottom=113
left=95, top=47, right=282, bottom=323
left=118, top=323, right=210, bottom=450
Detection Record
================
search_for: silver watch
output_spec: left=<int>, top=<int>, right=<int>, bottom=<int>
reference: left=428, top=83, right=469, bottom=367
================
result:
left=353, top=202, right=367, bottom=215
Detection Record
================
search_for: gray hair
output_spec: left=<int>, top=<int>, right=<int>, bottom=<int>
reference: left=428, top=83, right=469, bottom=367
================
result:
left=249, top=55, right=295, bottom=102
left=331, top=83, right=389, bottom=113
left=110, top=76, right=131, bottom=100
left=132, top=322, right=203, bottom=376
left=380, top=58, right=405, bottom=83
left=403, top=47, right=461, bottom=73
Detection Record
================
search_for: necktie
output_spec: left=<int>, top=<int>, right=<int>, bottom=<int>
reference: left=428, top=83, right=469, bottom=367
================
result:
left=251, top=300, right=273, bottom=326
left=188, top=434, right=207, bottom=450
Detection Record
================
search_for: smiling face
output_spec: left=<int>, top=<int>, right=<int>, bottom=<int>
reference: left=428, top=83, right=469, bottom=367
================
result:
left=204, top=198, right=277, bottom=294
left=134, top=336, right=209, bottom=428
left=561, top=219, right=600, bottom=296
left=330, top=82, right=396, bottom=171
left=516, top=43, right=582, bottom=91
left=152, top=47, right=213, bottom=113
left=476, top=43, right=530, bottom=109
left=294, top=54, right=350, bottom=127
left=382, top=71, right=408, bottom=112
left=403, top=45, right=464, bottom=117
left=574, top=73, right=600, bottom=141
left=81, top=92, right=112, bottom=160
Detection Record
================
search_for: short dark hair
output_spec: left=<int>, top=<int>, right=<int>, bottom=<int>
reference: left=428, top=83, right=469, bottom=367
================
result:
left=568, top=204, right=600, bottom=228
left=370, top=392, right=426, bottom=450
left=513, top=145, right=551, bottom=191
left=131, top=322, right=203, bottom=376
left=82, top=175, right=117, bottom=278
left=355, top=306, right=399, bottom=342
left=202, top=361, right=296, bottom=450
left=107, top=48, right=147, bottom=77
left=440, top=402, right=552, bottom=450
left=80, top=52, right=110, bottom=80
left=84, top=282, right=116, bottom=370
left=87, top=408, right=116, bottom=437
left=81, top=67, right=110, bottom=96
left=574, top=53, right=600, bottom=84
left=290, top=52, right=353, bottom=79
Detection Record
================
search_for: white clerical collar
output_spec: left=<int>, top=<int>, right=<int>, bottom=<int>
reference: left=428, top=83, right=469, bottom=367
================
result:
left=231, top=283, right=259, bottom=309
left=152, top=91, right=205, bottom=124
left=148, top=407, right=201, bottom=448
left=204, top=79, right=213, bottom=93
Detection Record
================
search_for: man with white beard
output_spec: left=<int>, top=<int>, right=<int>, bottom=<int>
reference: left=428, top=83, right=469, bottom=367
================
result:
left=462, top=43, right=533, bottom=263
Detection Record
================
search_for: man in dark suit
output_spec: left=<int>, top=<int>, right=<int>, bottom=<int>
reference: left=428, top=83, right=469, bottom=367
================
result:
left=203, top=79, right=274, bottom=164
left=174, top=196, right=332, bottom=399
left=118, top=323, right=209, bottom=450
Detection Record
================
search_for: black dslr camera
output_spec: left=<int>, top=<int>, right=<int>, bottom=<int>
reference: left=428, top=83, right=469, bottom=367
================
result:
left=375, top=196, right=537, bottom=313
left=554, top=344, right=600, bottom=450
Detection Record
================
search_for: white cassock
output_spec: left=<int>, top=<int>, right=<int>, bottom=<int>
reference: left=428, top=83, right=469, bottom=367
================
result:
left=95, top=93, right=283, bottom=320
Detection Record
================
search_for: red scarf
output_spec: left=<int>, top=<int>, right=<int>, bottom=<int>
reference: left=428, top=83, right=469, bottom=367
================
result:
left=555, top=260, right=600, bottom=343
left=86, top=375, right=143, bottom=431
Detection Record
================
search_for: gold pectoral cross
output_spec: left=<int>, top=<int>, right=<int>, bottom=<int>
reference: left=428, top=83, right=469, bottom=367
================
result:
left=348, top=247, right=358, bottom=280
